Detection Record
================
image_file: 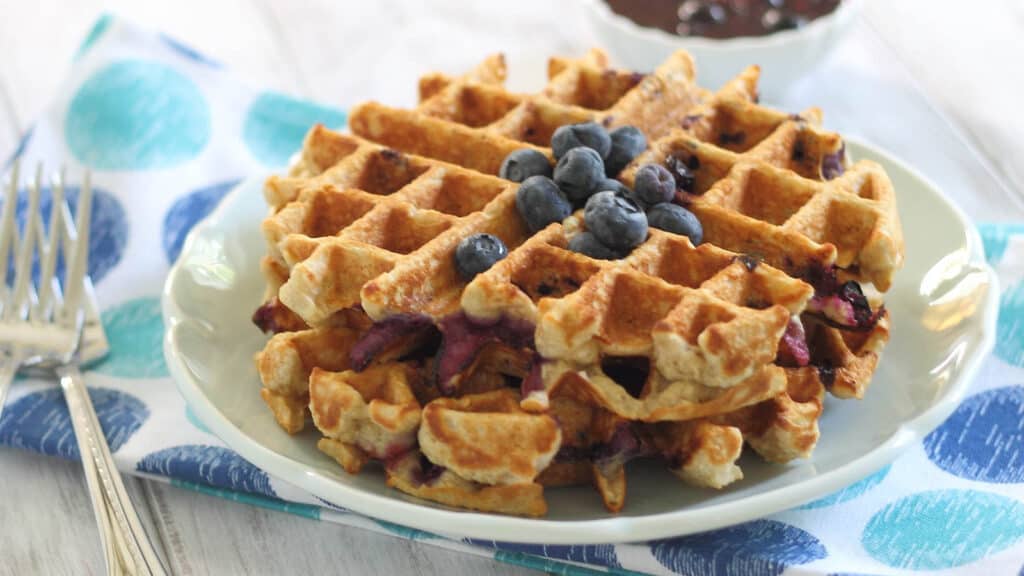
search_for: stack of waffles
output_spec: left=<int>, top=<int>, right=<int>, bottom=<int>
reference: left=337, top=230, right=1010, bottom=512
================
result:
left=252, top=48, right=903, bottom=517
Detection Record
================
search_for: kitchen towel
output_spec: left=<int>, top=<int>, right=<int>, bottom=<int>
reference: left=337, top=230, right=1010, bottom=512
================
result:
left=2, top=14, right=1023, bottom=575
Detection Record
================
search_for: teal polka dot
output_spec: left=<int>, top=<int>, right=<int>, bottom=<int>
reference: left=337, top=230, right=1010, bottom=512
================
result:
left=75, top=13, right=113, bottom=58
left=996, top=282, right=1024, bottom=367
left=373, top=519, right=438, bottom=541
left=978, top=223, right=1024, bottom=265
left=243, top=92, right=346, bottom=167
left=185, top=406, right=211, bottom=434
left=92, top=297, right=167, bottom=378
left=798, top=465, right=890, bottom=510
left=862, top=489, right=1024, bottom=570
left=66, top=60, right=210, bottom=170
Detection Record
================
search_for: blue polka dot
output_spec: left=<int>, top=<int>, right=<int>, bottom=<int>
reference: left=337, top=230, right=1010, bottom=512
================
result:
left=924, top=386, right=1024, bottom=482
left=137, top=445, right=276, bottom=497
left=243, top=92, right=346, bottom=167
left=862, top=489, right=1024, bottom=570
left=1, top=185, right=128, bottom=286
left=66, top=60, right=210, bottom=170
left=5, top=126, right=33, bottom=167
left=996, top=282, right=1024, bottom=367
left=465, top=539, right=621, bottom=568
left=92, top=297, right=167, bottom=378
left=160, top=34, right=221, bottom=67
left=184, top=406, right=211, bottom=434
left=650, top=519, right=826, bottom=576
left=978, top=224, right=1024, bottom=265
left=162, top=179, right=240, bottom=263
left=0, top=387, right=148, bottom=459
left=798, top=465, right=891, bottom=509
left=75, top=13, right=113, bottom=58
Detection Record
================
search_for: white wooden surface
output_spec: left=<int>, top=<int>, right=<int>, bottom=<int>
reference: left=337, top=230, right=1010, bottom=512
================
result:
left=0, top=0, right=1021, bottom=574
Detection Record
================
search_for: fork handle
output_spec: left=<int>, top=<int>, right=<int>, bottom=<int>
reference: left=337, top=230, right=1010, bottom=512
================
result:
left=59, top=365, right=168, bottom=576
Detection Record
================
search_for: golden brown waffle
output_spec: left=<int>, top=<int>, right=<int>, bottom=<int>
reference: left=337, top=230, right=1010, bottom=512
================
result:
left=251, top=48, right=903, bottom=517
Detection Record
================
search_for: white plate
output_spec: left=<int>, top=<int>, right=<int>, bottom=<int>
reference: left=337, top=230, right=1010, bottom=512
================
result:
left=162, top=139, right=998, bottom=544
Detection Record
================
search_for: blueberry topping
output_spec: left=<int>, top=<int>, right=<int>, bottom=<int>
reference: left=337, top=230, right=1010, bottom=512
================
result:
left=583, top=191, right=648, bottom=251
left=664, top=155, right=696, bottom=192
left=646, top=203, right=703, bottom=245
left=551, top=122, right=612, bottom=159
left=604, top=125, right=647, bottom=176
left=515, top=175, right=572, bottom=233
left=567, top=231, right=622, bottom=261
left=499, top=148, right=552, bottom=182
left=598, top=178, right=632, bottom=197
left=690, top=3, right=727, bottom=24
left=816, top=361, right=836, bottom=387
left=762, top=9, right=807, bottom=32
left=776, top=316, right=810, bottom=367
left=553, top=147, right=606, bottom=202
left=821, top=144, right=846, bottom=180
left=435, top=312, right=535, bottom=393
left=632, top=164, right=676, bottom=206
left=349, top=314, right=438, bottom=371
left=803, top=263, right=883, bottom=331
left=454, top=233, right=508, bottom=281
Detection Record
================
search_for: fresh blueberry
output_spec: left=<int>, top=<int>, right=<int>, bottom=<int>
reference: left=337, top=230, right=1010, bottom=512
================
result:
left=567, top=231, right=621, bottom=260
left=584, top=191, right=648, bottom=251
left=598, top=178, right=632, bottom=197
left=632, top=164, right=676, bottom=206
left=553, top=147, right=606, bottom=202
left=499, top=148, right=552, bottom=182
left=515, top=175, right=572, bottom=233
left=551, top=122, right=611, bottom=159
left=664, top=155, right=696, bottom=192
left=605, top=125, right=647, bottom=176
left=647, top=203, right=703, bottom=245
left=454, top=233, right=508, bottom=281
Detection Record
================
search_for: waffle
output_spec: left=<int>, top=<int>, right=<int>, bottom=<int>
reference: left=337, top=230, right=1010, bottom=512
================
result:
left=252, top=48, right=903, bottom=516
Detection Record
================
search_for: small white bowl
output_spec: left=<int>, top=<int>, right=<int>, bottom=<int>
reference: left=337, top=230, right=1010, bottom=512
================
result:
left=583, top=0, right=862, bottom=98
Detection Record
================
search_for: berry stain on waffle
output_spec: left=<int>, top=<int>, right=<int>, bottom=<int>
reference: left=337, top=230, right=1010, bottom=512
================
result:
left=251, top=48, right=903, bottom=516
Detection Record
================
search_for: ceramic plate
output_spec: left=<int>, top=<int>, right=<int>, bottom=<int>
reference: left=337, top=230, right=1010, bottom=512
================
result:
left=162, top=139, right=998, bottom=544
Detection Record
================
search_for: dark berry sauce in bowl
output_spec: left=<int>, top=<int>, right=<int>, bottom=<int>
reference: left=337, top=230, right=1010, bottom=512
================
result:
left=604, top=0, right=841, bottom=39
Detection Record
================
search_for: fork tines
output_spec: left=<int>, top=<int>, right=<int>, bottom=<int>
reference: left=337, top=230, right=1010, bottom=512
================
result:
left=1, top=161, right=93, bottom=326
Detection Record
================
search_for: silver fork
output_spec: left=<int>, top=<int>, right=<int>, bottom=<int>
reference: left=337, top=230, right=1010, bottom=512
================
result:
left=0, top=162, right=167, bottom=576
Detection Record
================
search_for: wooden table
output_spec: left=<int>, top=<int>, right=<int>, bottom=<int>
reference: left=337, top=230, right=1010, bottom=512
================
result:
left=1, top=0, right=1021, bottom=574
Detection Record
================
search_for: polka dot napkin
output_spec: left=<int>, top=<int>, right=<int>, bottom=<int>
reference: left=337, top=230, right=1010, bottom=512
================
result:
left=3, top=14, right=1024, bottom=576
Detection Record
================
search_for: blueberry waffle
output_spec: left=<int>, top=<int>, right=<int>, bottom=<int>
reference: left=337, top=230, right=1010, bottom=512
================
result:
left=252, top=48, right=903, bottom=516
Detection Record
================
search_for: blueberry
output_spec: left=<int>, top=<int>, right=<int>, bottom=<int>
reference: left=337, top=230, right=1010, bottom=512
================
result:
left=454, top=233, right=508, bottom=281
left=515, top=175, right=572, bottom=233
left=584, top=191, right=648, bottom=251
left=567, top=231, right=621, bottom=261
left=551, top=122, right=611, bottom=159
left=762, top=9, right=807, bottom=32
left=647, top=203, right=703, bottom=245
left=632, top=164, right=676, bottom=207
left=664, top=155, right=696, bottom=192
left=598, top=178, right=632, bottom=197
left=499, top=148, right=552, bottom=182
left=689, top=3, right=727, bottom=25
left=553, top=147, right=605, bottom=202
left=605, top=126, right=647, bottom=176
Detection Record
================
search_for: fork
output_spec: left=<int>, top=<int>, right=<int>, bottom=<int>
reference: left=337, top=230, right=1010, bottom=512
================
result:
left=0, top=162, right=167, bottom=576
